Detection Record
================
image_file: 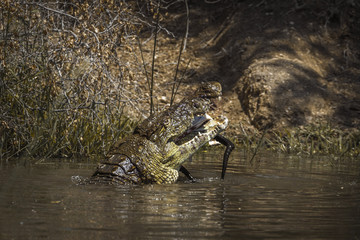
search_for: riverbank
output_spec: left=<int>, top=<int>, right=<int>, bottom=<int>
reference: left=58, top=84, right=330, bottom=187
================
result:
left=140, top=0, right=360, bottom=158
left=1, top=1, right=359, bottom=159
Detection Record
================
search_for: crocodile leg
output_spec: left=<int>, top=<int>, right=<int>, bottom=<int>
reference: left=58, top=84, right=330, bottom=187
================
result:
left=214, top=134, right=235, bottom=179
left=179, top=165, right=196, bottom=182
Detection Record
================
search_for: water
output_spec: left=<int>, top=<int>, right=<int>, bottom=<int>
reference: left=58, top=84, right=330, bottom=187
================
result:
left=0, top=151, right=359, bottom=240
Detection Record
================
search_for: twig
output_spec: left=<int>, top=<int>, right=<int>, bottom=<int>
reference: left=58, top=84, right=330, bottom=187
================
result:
left=204, top=0, right=222, bottom=3
left=170, top=36, right=184, bottom=106
left=255, top=0, right=267, bottom=7
left=137, top=37, right=150, bottom=94
left=183, top=0, right=189, bottom=52
left=85, top=29, right=100, bottom=49
left=150, top=0, right=161, bottom=115
left=203, top=7, right=237, bottom=47
left=170, top=0, right=190, bottom=106
left=174, top=59, right=191, bottom=97
left=32, top=3, right=78, bottom=20
left=250, top=128, right=268, bottom=163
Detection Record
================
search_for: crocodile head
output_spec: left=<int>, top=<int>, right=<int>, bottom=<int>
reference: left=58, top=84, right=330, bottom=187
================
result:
left=134, top=81, right=223, bottom=147
left=162, top=114, right=228, bottom=170
left=132, top=81, right=227, bottom=172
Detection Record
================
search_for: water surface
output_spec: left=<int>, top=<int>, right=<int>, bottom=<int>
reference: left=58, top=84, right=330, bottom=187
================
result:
left=0, top=151, right=359, bottom=239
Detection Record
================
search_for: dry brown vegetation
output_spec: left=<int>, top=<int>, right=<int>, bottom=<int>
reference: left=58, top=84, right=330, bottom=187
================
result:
left=0, top=0, right=158, bottom=158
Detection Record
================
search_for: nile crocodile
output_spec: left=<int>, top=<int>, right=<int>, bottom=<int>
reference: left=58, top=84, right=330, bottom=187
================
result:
left=90, top=82, right=234, bottom=184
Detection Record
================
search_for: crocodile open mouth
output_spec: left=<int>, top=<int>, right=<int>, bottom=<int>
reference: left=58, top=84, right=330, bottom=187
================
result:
left=178, top=95, right=221, bottom=141
left=171, top=111, right=231, bottom=180
left=173, top=112, right=222, bottom=146
left=170, top=92, right=224, bottom=146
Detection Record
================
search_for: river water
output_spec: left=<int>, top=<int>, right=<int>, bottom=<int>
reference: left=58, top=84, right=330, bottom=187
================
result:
left=0, top=151, right=359, bottom=240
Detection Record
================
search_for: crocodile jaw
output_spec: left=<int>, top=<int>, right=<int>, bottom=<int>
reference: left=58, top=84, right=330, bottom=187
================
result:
left=185, top=115, right=228, bottom=150
left=165, top=115, right=228, bottom=169
left=202, top=115, right=228, bottom=130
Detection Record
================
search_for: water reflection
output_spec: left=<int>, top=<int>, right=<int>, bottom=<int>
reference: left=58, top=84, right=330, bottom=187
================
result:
left=0, top=151, right=359, bottom=239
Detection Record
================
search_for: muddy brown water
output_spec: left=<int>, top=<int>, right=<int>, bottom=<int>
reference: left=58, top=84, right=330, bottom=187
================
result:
left=0, top=151, right=359, bottom=240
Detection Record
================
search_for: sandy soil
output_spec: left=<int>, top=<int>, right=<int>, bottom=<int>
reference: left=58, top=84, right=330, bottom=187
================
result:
left=137, top=0, right=360, bottom=137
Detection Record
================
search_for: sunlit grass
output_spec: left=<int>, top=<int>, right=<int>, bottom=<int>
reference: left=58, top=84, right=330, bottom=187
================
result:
left=234, top=123, right=360, bottom=160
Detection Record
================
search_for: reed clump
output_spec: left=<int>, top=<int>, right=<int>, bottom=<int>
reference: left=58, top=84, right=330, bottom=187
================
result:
left=267, top=124, right=360, bottom=158
left=236, top=123, right=360, bottom=159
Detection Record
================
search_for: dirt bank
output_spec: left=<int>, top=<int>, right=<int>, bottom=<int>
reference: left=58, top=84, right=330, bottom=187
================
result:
left=148, top=0, right=360, bottom=137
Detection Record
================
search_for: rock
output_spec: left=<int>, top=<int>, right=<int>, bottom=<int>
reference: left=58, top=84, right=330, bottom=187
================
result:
left=235, top=53, right=334, bottom=129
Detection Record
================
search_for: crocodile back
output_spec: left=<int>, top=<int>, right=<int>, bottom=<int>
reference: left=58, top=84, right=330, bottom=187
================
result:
left=90, top=154, right=144, bottom=184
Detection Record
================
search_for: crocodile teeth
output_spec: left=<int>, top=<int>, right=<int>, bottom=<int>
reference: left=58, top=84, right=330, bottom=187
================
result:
left=204, top=113, right=213, bottom=120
